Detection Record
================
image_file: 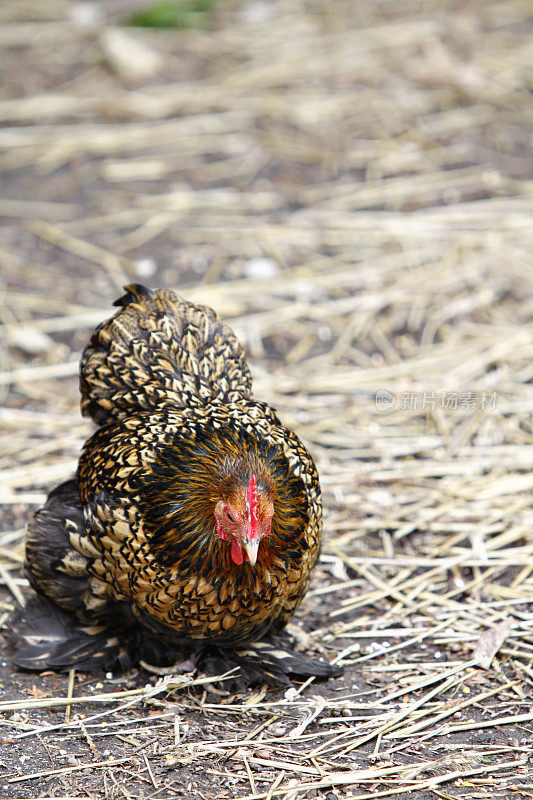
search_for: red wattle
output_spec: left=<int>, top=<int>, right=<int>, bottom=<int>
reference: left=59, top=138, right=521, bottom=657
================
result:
left=231, top=540, right=244, bottom=564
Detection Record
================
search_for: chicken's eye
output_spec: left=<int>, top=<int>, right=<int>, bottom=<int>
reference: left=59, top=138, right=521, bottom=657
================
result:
left=225, top=508, right=236, bottom=523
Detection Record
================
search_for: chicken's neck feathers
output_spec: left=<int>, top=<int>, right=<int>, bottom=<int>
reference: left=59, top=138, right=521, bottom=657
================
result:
left=140, top=441, right=302, bottom=572
left=77, top=404, right=317, bottom=578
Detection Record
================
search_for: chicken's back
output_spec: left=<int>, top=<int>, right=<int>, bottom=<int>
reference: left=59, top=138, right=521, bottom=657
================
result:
left=80, top=284, right=252, bottom=425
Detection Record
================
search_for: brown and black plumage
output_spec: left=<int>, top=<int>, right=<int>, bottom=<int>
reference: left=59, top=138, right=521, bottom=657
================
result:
left=12, top=284, right=336, bottom=684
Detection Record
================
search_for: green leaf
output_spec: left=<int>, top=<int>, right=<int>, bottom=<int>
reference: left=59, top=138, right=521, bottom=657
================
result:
left=127, top=0, right=219, bottom=30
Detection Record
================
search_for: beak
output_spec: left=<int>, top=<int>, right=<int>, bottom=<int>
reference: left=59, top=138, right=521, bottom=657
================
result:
left=244, top=539, right=259, bottom=566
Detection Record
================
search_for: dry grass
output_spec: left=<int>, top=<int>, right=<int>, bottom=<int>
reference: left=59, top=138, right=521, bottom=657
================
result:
left=0, top=0, right=532, bottom=797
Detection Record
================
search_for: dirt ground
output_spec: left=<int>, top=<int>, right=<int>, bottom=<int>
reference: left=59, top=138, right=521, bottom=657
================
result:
left=1, top=0, right=532, bottom=798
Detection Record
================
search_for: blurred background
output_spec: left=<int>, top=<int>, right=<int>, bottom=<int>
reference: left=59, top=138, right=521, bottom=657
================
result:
left=2, top=0, right=532, bottom=536
left=1, top=0, right=533, bottom=794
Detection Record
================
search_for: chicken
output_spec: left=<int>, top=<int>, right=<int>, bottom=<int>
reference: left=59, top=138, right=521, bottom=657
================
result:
left=12, top=284, right=336, bottom=684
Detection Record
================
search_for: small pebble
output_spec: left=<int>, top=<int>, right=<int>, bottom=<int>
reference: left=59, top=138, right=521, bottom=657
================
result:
left=67, top=1, right=103, bottom=27
left=240, top=2, right=274, bottom=26
left=191, top=257, right=208, bottom=275
left=243, top=258, right=279, bottom=280
left=269, top=723, right=287, bottom=736
left=101, top=29, right=163, bottom=81
left=135, top=258, right=158, bottom=278
left=284, top=687, right=298, bottom=701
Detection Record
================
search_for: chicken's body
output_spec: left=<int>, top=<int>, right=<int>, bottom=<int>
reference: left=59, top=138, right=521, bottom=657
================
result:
left=13, top=285, right=331, bottom=682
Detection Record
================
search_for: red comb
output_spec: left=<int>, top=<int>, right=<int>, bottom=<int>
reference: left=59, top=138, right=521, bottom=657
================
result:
left=246, top=474, right=259, bottom=541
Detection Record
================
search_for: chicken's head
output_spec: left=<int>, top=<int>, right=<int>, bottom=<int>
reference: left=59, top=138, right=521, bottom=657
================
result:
left=214, top=474, right=273, bottom=566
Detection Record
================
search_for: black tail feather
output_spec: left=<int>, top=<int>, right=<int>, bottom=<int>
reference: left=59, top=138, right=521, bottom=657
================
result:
left=10, top=595, right=122, bottom=672
left=195, top=638, right=342, bottom=689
